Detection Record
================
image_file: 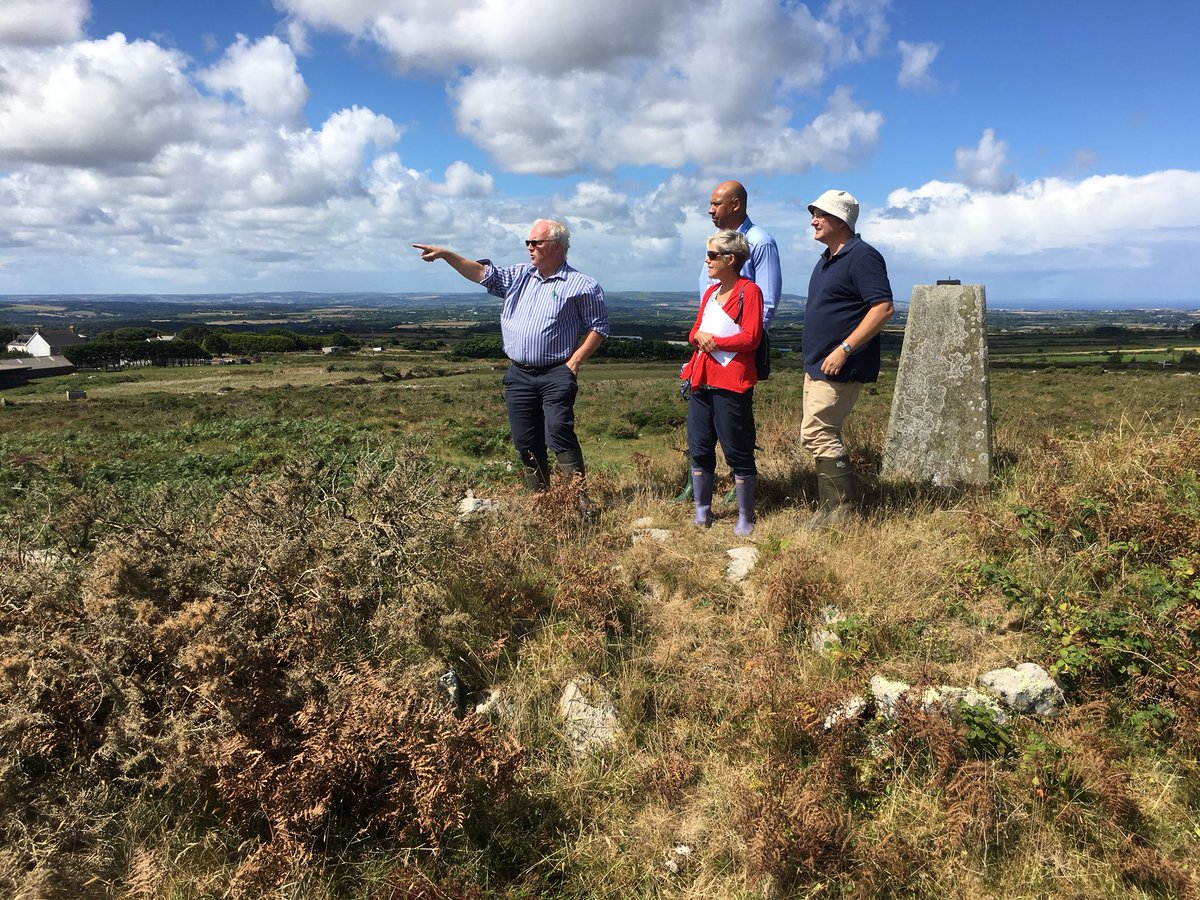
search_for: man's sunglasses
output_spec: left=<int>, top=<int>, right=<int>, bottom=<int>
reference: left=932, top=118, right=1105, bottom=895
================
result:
left=525, top=239, right=555, bottom=247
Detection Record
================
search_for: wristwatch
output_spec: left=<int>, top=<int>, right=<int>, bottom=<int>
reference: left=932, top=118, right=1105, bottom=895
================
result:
left=840, top=340, right=854, bottom=354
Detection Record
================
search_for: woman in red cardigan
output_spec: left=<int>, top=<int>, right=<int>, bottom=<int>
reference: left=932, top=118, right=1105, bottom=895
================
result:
left=680, top=229, right=764, bottom=536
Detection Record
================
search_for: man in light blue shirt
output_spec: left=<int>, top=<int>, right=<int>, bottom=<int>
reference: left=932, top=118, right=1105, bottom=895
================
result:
left=414, top=219, right=608, bottom=497
left=701, top=181, right=782, bottom=330
left=677, top=180, right=782, bottom=501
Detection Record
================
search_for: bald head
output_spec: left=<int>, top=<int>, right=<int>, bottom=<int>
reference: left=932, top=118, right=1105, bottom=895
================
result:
left=709, top=180, right=748, bottom=230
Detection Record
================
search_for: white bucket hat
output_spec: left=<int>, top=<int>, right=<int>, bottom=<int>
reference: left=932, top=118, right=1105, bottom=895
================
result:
left=808, top=190, right=859, bottom=231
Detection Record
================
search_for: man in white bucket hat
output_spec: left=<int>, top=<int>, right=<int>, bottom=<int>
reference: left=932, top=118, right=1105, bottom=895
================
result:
left=802, top=189, right=894, bottom=524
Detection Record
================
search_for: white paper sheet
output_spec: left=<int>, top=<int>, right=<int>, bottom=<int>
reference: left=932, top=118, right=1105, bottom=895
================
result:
left=698, top=296, right=740, bottom=366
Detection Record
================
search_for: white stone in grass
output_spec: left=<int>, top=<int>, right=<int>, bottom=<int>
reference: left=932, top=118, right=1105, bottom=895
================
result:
left=809, top=628, right=840, bottom=653
left=809, top=606, right=846, bottom=654
left=632, top=528, right=673, bottom=544
left=869, top=675, right=911, bottom=720
left=918, top=685, right=1008, bottom=725
left=663, top=844, right=693, bottom=875
left=725, top=546, right=759, bottom=582
left=456, top=490, right=500, bottom=522
left=823, top=696, right=868, bottom=731
left=559, top=677, right=619, bottom=754
left=473, top=689, right=512, bottom=719
left=978, top=662, right=1064, bottom=717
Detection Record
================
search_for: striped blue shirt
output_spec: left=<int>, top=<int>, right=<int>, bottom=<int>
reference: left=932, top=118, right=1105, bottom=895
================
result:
left=481, top=261, right=609, bottom=366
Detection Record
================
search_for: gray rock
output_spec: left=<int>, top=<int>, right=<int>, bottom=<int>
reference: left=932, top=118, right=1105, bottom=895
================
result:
left=809, top=628, right=840, bottom=653
left=979, top=662, right=1064, bottom=717
left=559, top=677, right=620, bottom=754
left=456, top=491, right=500, bottom=522
left=917, top=685, right=1008, bottom=724
left=632, top=528, right=673, bottom=544
left=473, top=689, right=512, bottom=719
left=438, top=670, right=465, bottom=717
left=809, top=606, right=846, bottom=654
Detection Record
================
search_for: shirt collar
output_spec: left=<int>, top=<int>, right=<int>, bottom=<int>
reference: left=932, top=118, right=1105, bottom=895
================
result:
left=822, top=233, right=861, bottom=261
left=531, top=262, right=570, bottom=282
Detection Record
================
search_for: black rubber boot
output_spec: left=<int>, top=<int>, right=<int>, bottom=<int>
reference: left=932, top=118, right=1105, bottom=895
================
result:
left=555, top=448, right=599, bottom=519
left=522, top=458, right=551, bottom=493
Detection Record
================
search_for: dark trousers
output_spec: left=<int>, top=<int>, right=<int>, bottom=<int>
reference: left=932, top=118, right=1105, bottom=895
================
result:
left=687, top=387, right=756, bottom=477
left=502, top=362, right=581, bottom=470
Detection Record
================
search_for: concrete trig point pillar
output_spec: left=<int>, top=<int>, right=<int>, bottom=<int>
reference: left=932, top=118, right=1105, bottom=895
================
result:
left=882, top=281, right=991, bottom=487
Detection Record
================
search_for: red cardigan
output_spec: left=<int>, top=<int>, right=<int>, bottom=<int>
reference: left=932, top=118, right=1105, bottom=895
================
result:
left=681, top=277, right=763, bottom=394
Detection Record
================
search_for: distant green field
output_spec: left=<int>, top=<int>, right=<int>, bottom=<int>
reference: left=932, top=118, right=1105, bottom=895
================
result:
left=4, top=351, right=1199, bottom=503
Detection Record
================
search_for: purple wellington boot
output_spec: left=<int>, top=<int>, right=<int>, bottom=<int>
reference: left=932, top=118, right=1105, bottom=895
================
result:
left=734, top=474, right=756, bottom=537
left=692, top=468, right=713, bottom=527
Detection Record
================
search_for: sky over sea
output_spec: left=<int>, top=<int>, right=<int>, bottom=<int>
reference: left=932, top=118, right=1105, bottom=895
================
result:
left=0, top=0, right=1198, bottom=305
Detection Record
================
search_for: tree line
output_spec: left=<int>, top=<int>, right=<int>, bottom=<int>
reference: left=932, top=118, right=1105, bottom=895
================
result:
left=51, top=326, right=363, bottom=370
left=175, top=326, right=360, bottom=356
left=448, top=335, right=687, bottom=362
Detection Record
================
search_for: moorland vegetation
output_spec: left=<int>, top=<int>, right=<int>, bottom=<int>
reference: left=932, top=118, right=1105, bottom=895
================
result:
left=2, top=341, right=1200, bottom=899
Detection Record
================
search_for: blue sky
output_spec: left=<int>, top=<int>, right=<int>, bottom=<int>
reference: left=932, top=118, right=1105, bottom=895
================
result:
left=1, top=0, right=1198, bottom=306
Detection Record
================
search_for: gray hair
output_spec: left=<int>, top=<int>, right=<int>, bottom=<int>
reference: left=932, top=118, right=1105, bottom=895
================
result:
left=709, top=229, right=750, bottom=268
left=534, top=218, right=571, bottom=254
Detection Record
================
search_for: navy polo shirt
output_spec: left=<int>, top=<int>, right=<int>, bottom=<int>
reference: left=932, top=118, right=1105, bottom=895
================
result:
left=803, top=235, right=892, bottom=383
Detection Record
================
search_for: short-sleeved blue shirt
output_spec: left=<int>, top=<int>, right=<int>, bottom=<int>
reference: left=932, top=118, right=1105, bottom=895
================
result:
left=803, top=235, right=892, bottom=383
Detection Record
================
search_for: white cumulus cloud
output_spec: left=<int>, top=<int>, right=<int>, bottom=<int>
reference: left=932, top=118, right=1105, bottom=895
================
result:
left=0, top=25, right=431, bottom=292
left=199, top=35, right=310, bottom=123
left=0, top=0, right=88, bottom=46
left=955, top=128, right=1016, bottom=193
left=0, top=35, right=205, bottom=167
left=430, top=161, right=494, bottom=197
left=867, top=169, right=1200, bottom=297
left=275, top=0, right=889, bottom=175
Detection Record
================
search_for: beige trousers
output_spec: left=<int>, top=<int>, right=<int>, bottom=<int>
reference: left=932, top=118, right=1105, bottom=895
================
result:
left=801, top=373, right=863, bottom=459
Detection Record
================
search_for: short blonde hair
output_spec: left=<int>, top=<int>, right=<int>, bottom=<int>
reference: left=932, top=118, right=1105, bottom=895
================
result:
left=708, top=229, right=750, bottom=268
